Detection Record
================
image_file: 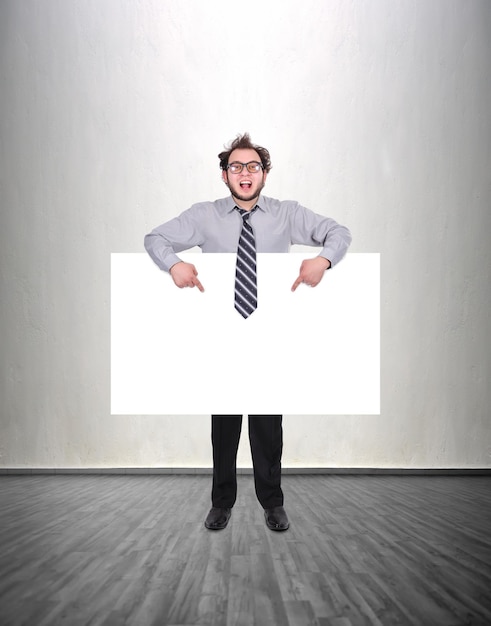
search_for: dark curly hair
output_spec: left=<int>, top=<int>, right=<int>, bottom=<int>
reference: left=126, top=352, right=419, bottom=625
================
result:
left=218, top=133, right=272, bottom=173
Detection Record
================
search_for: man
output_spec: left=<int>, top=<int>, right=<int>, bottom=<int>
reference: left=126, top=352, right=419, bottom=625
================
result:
left=144, top=133, right=351, bottom=531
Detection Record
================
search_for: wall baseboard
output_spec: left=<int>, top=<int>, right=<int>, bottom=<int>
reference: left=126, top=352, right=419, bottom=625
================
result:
left=1, top=468, right=490, bottom=476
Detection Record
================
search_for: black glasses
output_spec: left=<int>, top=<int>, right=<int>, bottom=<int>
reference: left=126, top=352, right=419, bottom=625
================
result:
left=227, top=161, right=263, bottom=174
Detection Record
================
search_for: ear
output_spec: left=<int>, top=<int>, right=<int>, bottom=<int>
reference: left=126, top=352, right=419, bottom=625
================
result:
left=222, top=170, right=229, bottom=185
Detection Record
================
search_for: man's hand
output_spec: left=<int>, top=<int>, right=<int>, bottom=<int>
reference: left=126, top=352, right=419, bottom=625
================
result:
left=170, top=261, right=204, bottom=292
left=291, top=256, right=331, bottom=292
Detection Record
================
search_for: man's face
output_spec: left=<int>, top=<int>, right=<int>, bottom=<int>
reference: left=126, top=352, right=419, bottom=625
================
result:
left=222, top=148, right=268, bottom=204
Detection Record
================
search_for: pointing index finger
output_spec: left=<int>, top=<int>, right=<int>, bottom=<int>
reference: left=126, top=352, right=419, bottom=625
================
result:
left=291, top=275, right=302, bottom=292
left=193, top=276, right=205, bottom=292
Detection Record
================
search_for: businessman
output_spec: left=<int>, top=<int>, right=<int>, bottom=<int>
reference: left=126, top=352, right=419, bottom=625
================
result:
left=144, top=133, right=351, bottom=531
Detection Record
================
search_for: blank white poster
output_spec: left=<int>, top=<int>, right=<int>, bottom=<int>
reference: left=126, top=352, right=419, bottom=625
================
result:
left=111, top=253, right=379, bottom=414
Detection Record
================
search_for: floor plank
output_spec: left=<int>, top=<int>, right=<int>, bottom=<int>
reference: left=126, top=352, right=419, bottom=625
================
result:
left=0, top=475, right=490, bottom=625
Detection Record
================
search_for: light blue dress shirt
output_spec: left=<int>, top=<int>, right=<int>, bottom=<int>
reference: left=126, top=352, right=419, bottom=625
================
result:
left=144, top=194, right=351, bottom=272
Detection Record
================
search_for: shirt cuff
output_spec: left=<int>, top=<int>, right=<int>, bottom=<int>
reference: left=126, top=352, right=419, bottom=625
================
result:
left=317, top=254, right=332, bottom=269
left=320, top=246, right=344, bottom=268
left=164, top=253, right=183, bottom=273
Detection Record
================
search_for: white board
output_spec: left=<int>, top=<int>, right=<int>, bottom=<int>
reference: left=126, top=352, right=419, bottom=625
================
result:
left=111, top=253, right=380, bottom=414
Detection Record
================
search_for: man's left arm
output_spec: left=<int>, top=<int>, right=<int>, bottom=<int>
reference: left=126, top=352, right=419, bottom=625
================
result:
left=289, top=203, right=352, bottom=292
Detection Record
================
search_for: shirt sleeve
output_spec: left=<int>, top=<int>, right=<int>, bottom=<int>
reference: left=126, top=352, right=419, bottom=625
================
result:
left=144, top=205, right=205, bottom=272
left=289, top=203, right=352, bottom=267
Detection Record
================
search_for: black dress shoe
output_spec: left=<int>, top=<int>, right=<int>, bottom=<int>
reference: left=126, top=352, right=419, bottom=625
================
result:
left=205, top=507, right=232, bottom=530
left=264, top=505, right=289, bottom=531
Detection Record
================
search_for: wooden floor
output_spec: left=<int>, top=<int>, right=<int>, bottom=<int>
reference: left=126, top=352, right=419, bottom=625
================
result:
left=0, top=475, right=490, bottom=626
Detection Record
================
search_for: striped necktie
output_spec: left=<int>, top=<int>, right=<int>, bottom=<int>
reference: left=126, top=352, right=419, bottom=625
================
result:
left=234, top=206, right=257, bottom=318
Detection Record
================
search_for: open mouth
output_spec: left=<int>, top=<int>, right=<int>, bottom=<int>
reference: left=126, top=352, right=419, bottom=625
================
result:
left=240, top=181, right=252, bottom=190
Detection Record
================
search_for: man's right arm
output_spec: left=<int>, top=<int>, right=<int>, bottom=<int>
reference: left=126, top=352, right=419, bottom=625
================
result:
left=144, top=207, right=205, bottom=291
left=144, top=207, right=204, bottom=271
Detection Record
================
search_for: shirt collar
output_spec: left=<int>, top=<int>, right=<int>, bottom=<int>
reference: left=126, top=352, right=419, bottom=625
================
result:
left=222, top=194, right=266, bottom=214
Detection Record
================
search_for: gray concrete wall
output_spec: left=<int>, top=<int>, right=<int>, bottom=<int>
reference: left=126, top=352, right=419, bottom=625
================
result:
left=1, top=0, right=490, bottom=468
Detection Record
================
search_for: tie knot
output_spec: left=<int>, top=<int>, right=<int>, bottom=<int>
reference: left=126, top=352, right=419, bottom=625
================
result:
left=236, top=206, right=257, bottom=221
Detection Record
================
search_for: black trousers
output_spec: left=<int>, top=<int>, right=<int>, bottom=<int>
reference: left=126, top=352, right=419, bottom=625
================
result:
left=211, top=415, right=284, bottom=509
